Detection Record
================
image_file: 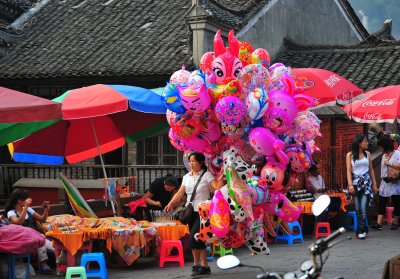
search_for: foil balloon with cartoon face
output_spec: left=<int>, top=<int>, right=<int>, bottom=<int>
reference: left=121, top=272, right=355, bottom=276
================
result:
left=292, top=110, right=321, bottom=142
left=246, top=176, right=269, bottom=205
left=177, top=84, right=211, bottom=115
left=263, top=90, right=298, bottom=135
left=246, top=87, right=269, bottom=122
left=169, top=112, right=201, bottom=138
left=215, top=96, right=246, bottom=125
left=260, top=163, right=290, bottom=193
left=263, top=192, right=302, bottom=223
left=285, top=144, right=313, bottom=173
left=161, top=83, right=186, bottom=114
left=248, top=127, right=289, bottom=168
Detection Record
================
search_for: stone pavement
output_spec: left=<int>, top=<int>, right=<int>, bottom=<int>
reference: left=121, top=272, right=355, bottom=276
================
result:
left=34, top=224, right=399, bottom=279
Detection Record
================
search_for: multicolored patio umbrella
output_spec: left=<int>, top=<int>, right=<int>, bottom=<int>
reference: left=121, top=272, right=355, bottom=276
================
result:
left=0, top=86, right=61, bottom=146
left=11, top=84, right=167, bottom=165
left=343, top=85, right=400, bottom=123
left=292, top=68, right=364, bottom=109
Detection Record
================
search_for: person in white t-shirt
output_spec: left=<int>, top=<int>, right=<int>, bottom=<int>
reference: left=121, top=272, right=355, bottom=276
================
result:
left=5, top=188, right=54, bottom=273
left=165, top=152, right=224, bottom=277
left=307, top=163, right=326, bottom=195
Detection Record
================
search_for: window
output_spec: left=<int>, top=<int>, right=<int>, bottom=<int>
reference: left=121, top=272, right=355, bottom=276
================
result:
left=137, top=132, right=183, bottom=165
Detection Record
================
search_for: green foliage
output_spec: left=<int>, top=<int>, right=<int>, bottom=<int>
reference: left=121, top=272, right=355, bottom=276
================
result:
left=349, top=0, right=400, bottom=39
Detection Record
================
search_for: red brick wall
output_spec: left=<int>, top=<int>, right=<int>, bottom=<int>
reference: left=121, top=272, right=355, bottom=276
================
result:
left=334, top=119, right=365, bottom=188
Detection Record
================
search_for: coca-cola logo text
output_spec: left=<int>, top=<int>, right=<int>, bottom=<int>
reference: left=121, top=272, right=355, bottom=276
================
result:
left=361, top=98, right=396, bottom=107
left=363, top=112, right=382, bottom=120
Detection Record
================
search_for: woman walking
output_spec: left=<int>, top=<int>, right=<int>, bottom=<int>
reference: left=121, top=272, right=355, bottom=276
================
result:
left=346, top=134, right=378, bottom=239
left=370, top=136, right=400, bottom=230
left=165, top=152, right=224, bottom=276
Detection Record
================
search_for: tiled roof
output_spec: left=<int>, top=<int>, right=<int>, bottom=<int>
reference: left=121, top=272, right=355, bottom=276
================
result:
left=0, top=0, right=195, bottom=79
left=203, top=0, right=271, bottom=29
left=273, top=37, right=400, bottom=93
left=273, top=22, right=400, bottom=116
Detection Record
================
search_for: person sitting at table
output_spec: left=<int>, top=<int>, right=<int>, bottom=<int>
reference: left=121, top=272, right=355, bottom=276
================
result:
left=144, top=174, right=180, bottom=210
left=306, top=163, right=326, bottom=195
left=4, top=188, right=54, bottom=274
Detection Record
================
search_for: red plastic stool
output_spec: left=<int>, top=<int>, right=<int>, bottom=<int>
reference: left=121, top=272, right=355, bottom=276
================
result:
left=314, top=222, right=331, bottom=239
left=386, top=207, right=394, bottom=224
left=159, top=240, right=184, bottom=267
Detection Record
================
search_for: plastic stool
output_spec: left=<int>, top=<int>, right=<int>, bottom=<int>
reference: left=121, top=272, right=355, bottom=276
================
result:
left=7, top=253, right=30, bottom=279
left=80, top=253, right=107, bottom=279
left=159, top=240, right=184, bottom=267
left=386, top=207, right=394, bottom=224
left=65, top=266, right=87, bottom=279
left=345, top=211, right=358, bottom=232
left=314, top=222, right=331, bottom=239
left=213, top=243, right=233, bottom=256
left=206, top=246, right=214, bottom=262
left=275, top=221, right=304, bottom=245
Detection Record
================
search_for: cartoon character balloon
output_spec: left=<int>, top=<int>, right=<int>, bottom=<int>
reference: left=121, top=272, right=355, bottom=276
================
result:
left=246, top=87, right=269, bottom=122
left=210, top=29, right=243, bottom=85
left=177, top=84, right=211, bottom=114
left=215, top=96, right=246, bottom=125
left=161, top=83, right=186, bottom=113
left=260, top=163, right=290, bottom=193
left=285, top=144, right=313, bottom=173
left=246, top=176, right=268, bottom=205
left=248, top=127, right=289, bottom=168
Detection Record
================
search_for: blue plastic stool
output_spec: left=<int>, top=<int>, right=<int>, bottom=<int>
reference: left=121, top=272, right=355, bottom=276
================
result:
left=80, top=253, right=107, bottom=279
left=275, top=221, right=304, bottom=245
left=66, top=266, right=87, bottom=279
left=346, top=211, right=368, bottom=232
left=7, top=253, right=30, bottom=279
left=206, top=246, right=214, bottom=262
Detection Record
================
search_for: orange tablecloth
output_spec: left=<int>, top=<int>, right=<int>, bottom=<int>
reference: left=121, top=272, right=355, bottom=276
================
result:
left=156, top=222, right=190, bottom=241
left=294, top=201, right=313, bottom=214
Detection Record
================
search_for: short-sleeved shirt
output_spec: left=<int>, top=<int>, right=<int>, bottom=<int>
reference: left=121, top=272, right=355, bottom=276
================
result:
left=307, top=175, right=325, bottom=191
left=7, top=207, right=35, bottom=220
left=380, top=150, right=400, bottom=197
left=148, top=177, right=173, bottom=208
left=182, top=170, right=215, bottom=212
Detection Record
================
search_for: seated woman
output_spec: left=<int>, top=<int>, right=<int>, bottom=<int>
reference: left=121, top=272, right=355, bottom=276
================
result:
left=4, top=188, right=54, bottom=273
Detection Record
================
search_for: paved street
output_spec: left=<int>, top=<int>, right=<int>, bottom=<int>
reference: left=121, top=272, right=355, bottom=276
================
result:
left=34, top=224, right=400, bottom=279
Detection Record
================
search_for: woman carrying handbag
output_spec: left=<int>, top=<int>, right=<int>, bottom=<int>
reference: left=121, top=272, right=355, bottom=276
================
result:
left=165, top=152, right=224, bottom=276
left=370, top=136, right=400, bottom=230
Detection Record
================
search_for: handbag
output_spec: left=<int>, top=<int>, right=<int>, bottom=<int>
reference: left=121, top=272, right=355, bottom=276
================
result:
left=179, top=171, right=206, bottom=225
left=386, top=152, right=400, bottom=182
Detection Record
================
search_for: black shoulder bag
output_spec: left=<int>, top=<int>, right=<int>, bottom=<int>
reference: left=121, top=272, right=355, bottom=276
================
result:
left=179, top=171, right=206, bottom=225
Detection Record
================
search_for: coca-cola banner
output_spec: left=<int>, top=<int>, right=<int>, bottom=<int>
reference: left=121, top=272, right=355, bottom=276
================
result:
left=343, top=85, right=400, bottom=123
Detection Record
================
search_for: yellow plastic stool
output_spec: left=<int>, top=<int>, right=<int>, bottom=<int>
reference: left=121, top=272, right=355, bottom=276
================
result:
left=213, top=243, right=233, bottom=257
left=65, top=266, right=87, bottom=279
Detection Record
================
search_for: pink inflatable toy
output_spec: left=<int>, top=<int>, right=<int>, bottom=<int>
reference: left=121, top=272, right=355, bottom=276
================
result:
left=215, top=96, right=246, bottom=125
left=170, top=65, right=191, bottom=85
left=285, top=144, right=313, bottom=173
left=209, top=190, right=231, bottom=238
left=177, top=84, right=211, bottom=114
left=249, top=127, right=289, bottom=167
left=263, top=192, right=302, bottom=223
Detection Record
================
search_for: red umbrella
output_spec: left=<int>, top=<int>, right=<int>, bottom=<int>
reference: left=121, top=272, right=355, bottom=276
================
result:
left=11, top=84, right=166, bottom=165
left=343, top=85, right=400, bottom=123
left=291, top=68, right=364, bottom=108
left=0, top=86, right=61, bottom=146
left=0, top=86, right=61, bottom=122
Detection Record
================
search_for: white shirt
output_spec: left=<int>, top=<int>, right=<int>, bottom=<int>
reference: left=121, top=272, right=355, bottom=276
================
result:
left=351, top=153, right=369, bottom=184
left=380, top=150, right=400, bottom=197
left=182, top=170, right=215, bottom=212
left=7, top=207, right=35, bottom=220
left=307, top=175, right=325, bottom=191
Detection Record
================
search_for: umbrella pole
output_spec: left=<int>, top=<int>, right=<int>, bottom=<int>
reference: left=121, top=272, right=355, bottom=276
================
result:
left=90, top=118, right=117, bottom=216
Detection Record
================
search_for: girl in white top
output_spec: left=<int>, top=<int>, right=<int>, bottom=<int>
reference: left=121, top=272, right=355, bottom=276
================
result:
left=346, top=134, right=378, bottom=239
left=371, top=136, right=400, bottom=230
left=165, top=152, right=223, bottom=277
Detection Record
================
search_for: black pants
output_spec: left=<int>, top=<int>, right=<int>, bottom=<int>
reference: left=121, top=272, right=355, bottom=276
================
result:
left=378, top=195, right=400, bottom=216
left=188, top=211, right=206, bottom=250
